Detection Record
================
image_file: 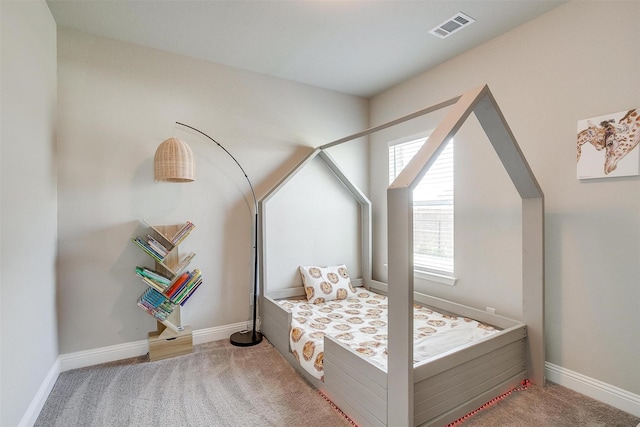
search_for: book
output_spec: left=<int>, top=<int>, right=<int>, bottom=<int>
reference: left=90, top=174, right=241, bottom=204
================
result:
left=140, top=276, right=167, bottom=293
left=165, top=272, right=190, bottom=299
left=147, top=235, right=169, bottom=257
left=179, top=279, right=202, bottom=306
left=171, top=221, right=195, bottom=245
left=138, top=288, right=177, bottom=322
left=178, top=276, right=201, bottom=303
left=174, top=270, right=202, bottom=304
left=141, top=288, right=166, bottom=307
left=135, top=266, right=171, bottom=285
left=167, top=272, right=193, bottom=300
left=137, top=300, right=174, bottom=321
left=132, top=237, right=164, bottom=262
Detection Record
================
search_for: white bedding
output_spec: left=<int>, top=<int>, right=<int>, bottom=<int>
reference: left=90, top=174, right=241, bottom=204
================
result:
left=279, top=288, right=500, bottom=380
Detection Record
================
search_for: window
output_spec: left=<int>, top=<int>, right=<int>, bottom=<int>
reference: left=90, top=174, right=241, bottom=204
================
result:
left=389, top=137, right=454, bottom=278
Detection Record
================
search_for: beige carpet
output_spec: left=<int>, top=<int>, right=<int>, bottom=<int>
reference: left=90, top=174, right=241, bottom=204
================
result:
left=458, top=380, right=639, bottom=427
left=35, top=339, right=352, bottom=427
left=36, top=338, right=639, bottom=426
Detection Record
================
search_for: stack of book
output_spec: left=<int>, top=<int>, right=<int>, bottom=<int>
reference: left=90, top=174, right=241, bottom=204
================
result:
left=135, top=266, right=171, bottom=293
left=135, top=267, right=203, bottom=318
left=137, top=288, right=177, bottom=321
left=132, top=235, right=170, bottom=262
left=166, top=269, right=203, bottom=306
left=171, top=221, right=195, bottom=245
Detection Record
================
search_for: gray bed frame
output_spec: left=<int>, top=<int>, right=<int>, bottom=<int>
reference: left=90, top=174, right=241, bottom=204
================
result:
left=258, top=85, right=544, bottom=427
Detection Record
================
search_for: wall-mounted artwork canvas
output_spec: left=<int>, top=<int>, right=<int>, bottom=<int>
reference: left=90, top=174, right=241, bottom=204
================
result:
left=577, top=108, right=639, bottom=180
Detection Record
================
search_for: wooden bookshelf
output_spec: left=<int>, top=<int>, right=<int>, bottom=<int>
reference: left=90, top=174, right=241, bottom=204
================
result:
left=132, top=221, right=203, bottom=361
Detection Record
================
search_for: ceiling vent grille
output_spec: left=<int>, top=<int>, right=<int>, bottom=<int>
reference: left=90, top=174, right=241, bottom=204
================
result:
left=429, top=12, right=475, bottom=39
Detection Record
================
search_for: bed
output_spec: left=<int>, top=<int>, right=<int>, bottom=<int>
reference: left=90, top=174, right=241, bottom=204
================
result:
left=258, top=85, right=544, bottom=427
left=262, top=279, right=527, bottom=427
left=279, top=285, right=503, bottom=381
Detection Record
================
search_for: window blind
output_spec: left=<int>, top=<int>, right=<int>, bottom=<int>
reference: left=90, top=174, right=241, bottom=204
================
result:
left=389, top=138, right=454, bottom=274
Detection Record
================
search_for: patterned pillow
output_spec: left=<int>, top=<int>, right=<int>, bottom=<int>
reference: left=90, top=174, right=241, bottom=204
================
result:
left=299, top=264, right=356, bottom=304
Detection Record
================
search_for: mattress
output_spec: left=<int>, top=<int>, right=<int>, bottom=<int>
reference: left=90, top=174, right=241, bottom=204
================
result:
left=278, top=288, right=500, bottom=380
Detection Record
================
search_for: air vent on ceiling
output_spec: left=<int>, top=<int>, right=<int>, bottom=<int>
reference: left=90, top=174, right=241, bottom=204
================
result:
left=429, top=12, right=475, bottom=39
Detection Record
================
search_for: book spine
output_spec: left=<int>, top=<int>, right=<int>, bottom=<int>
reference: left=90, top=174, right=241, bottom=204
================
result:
left=137, top=288, right=176, bottom=321
left=165, top=272, right=190, bottom=299
left=138, top=301, right=171, bottom=321
left=132, top=237, right=164, bottom=262
left=167, top=272, right=192, bottom=300
left=172, top=221, right=195, bottom=245
left=147, top=235, right=169, bottom=257
left=141, top=288, right=164, bottom=307
left=174, top=275, right=199, bottom=304
left=175, top=269, right=202, bottom=304
left=135, top=267, right=171, bottom=285
left=139, top=276, right=166, bottom=293
left=179, top=279, right=202, bottom=306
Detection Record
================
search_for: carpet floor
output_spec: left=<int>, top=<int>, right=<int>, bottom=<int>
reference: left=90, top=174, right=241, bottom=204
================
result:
left=35, top=339, right=352, bottom=427
left=36, top=338, right=639, bottom=426
left=459, top=381, right=639, bottom=427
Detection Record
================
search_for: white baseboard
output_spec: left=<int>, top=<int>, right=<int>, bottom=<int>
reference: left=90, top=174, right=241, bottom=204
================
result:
left=17, top=357, right=60, bottom=427
left=192, top=321, right=248, bottom=345
left=23, top=322, right=248, bottom=426
left=59, top=338, right=149, bottom=372
left=546, top=362, right=640, bottom=418
left=59, top=322, right=247, bottom=372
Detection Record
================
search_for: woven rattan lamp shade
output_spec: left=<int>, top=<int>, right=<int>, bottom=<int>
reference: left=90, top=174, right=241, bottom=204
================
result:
left=154, top=137, right=195, bottom=182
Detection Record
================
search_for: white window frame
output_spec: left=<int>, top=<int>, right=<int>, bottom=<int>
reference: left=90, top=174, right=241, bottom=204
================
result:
left=388, top=134, right=457, bottom=286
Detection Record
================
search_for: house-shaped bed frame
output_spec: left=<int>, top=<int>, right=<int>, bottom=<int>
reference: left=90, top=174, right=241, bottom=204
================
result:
left=259, top=85, right=544, bottom=427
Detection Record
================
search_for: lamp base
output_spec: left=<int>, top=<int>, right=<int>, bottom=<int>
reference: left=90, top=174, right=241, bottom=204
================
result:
left=230, top=330, right=263, bottom=347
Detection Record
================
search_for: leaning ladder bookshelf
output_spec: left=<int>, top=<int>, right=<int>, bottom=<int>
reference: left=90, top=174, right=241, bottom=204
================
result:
left=132, top=220, right=203, bottom=361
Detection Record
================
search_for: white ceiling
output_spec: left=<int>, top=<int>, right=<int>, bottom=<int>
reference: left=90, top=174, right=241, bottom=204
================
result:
left=46, top=0, right=565, bottom=98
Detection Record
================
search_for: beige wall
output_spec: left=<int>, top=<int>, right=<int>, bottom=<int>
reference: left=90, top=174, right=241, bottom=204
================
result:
left=370, top=1, right=639, bottom=395
left=56, top=27, right=369, bottom=353
left=263, top=157, right=364, bottom=293
left=1, top=1, right=58, bottom=426
left=5, top=1, right=638, bottom=423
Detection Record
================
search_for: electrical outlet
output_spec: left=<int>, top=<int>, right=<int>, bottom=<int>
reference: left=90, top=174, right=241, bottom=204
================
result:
left=249, top=292, right=254, bottom=306
left=486, top=307, right=496, bottom=314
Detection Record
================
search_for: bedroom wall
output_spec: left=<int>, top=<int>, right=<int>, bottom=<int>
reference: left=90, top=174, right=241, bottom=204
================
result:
left=263, top=157, right=363, bottom=293
left=370, top=104, right=522, bottom=318
left=370, top=0, right=639, bottom=398
left=56, top=27, right=369, bottom=354
left=1, top=2, right=59, bottom=426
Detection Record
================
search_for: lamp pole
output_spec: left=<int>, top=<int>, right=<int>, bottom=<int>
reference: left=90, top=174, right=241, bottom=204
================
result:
left=176, top=122, right=262, bottom=347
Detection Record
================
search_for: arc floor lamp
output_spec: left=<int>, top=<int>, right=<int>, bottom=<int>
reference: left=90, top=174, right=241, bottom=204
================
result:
left=154, top=122, right=263, bottom=347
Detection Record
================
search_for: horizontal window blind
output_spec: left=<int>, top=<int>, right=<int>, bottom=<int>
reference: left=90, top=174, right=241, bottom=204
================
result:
left=389, top=138, right=454, bottom=274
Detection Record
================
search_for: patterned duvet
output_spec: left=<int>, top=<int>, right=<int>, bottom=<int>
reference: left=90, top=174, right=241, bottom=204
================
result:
left=279, top=288, right=500, bottom=380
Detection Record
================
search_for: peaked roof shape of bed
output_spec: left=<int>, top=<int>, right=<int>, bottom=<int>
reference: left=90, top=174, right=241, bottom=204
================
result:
left=259, top=84, right=544, bottom=427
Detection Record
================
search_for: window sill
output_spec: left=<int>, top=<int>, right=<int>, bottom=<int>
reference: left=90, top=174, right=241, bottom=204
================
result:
left=414, top=270, right=457, bottom=286
left=383, top=264, right=457, bottom=286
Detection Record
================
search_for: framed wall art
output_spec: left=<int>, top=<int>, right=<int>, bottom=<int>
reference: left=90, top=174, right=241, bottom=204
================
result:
left=576, top=108, right=639, bottom=179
